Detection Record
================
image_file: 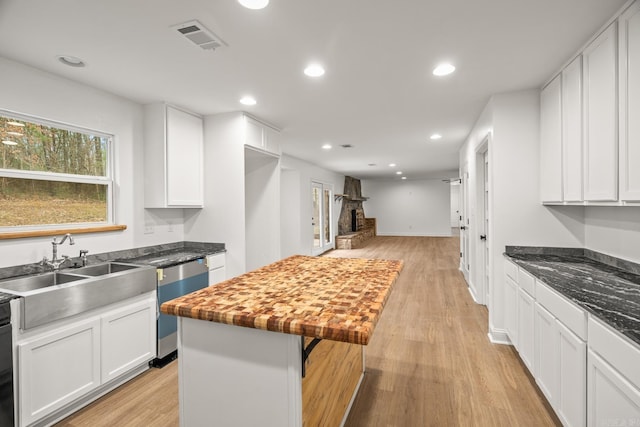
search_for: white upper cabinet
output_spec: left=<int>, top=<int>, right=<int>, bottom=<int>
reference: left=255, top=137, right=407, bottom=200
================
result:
left=540, top=75, right=563, bottom=203
left=583, top=23, right=618, bottom=202
left=619, top=1, right=640, bottom=201
left=562, top=56, right=584, bottom=202
left=144, top=103, right=204, bottom=208
left=243, top=114, right=281, bottom=156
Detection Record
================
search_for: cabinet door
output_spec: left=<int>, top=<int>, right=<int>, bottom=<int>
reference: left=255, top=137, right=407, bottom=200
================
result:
left=101, top=298, right=156, bottom=382
left=263, top=126, right=281, bottom=155
left=619, top=2, right=640, bottom=201
left=562, top=56, right=584, bottom=201
left=245, top=116, right=265, bottom=150
left=517, top=288, right=535, bottom=373
left=19, top=320, right=101, bottom=426
left=583, top=23, right=618, bottom=201
left=534, top=303, right=558, bottom=406
left=166, top=106, right=204, bottom=207
left=504, top=275, right=519, bottom=348
left=209, top=267, right=226, bottom=286
left=588, top=350, right=640, bottom=427
left=558, top=321, right=586, bottom=427
left=540, top=75, right=563, bottom=203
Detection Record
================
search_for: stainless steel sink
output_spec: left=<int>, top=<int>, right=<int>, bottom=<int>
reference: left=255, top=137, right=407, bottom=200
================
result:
left=0, top=262, right=156, bottom=330
left=0, top=272, right=85, bottom=292
left=72, top=262, right=141, bottom=276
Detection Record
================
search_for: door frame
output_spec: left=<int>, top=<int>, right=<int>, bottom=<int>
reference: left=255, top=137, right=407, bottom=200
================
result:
left=459, top=163, right=470, bottom=282
left=474, top=136, right=490, bottom=306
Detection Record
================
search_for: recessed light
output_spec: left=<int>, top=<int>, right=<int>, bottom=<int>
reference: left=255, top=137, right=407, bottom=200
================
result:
left=322, top=144, right=332, bottom=150
left=433, top=63, right=455, bottom=76
left=2, top=140, right=17, bottom=146
left=239, top=96, right=257, bottom=106
left=57, top=55, right=86, bottom=68
left=238, top=0, right=269, bottom=9
left=388, top=163, right=396, bottom=167
left=304, top=64, right=325, bottom=77
left=430, top=133, right=442, bottom=140
left=7, top=131, right=22, bottom=136
left=7, top=121, right=24, bottom=127
left=396, top=171, right=403, bottom=175
left=401, top=176, right=407, bottom=180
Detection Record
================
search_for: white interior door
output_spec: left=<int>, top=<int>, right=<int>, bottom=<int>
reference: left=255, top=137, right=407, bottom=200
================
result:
left=460, top=169, right=470, bottom=279
left=311, top=181, right=333, bottom=255
left=483, top=150, right=490, bottom=306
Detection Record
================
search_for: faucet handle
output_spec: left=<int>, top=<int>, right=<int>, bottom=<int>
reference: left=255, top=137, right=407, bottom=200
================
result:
left=79, top=249, right=89, bottom=256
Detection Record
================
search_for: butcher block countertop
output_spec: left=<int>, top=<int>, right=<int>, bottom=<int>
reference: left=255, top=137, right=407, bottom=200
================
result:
left=160, top=255, right=403, bottom=345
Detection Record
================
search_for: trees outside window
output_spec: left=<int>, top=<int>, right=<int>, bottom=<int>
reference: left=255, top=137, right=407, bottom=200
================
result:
left=0, top=112, right=113, bottom=229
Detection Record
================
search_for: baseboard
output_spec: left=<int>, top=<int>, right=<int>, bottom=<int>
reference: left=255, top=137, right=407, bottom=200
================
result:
left=467, top=285, right=480, bottom=304
left=487, top=328, right=512, bottom=345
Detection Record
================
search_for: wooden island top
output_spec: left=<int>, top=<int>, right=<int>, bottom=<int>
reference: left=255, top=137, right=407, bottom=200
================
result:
left=160, top=255, right=403, bottom=345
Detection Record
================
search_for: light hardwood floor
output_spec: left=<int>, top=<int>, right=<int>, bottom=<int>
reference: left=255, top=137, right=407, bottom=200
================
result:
left=55, top=236, right=559, bottom=427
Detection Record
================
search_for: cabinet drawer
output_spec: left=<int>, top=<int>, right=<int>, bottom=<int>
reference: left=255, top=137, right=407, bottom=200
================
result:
left=518, top=269, right=536, bottom=296
left=207, top=253, right=225, bottom=269
left=589, top=316, right=640, bottom=387
left=536, top=281, right=587, bottom=340
left=505, top=259, right=518, bottom=281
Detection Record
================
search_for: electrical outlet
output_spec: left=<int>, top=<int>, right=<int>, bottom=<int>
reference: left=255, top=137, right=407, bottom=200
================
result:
left=144, top=224, right=154, bottom=234
left=167, top=221, right=174, bottom=232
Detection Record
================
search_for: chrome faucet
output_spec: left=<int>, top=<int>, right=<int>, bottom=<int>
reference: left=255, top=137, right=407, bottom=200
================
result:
left=41, top=233, right=75, bottom=271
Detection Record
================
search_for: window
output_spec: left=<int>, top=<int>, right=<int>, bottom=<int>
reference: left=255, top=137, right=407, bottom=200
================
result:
left=0, top=111, right=113, bottom=230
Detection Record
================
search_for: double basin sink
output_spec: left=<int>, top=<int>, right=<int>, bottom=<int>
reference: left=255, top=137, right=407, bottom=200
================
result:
left=0, top=262, right=156, bottom=330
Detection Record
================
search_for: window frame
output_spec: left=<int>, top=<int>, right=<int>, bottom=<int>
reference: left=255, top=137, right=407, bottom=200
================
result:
left=0, top=109, right=116, bottom=232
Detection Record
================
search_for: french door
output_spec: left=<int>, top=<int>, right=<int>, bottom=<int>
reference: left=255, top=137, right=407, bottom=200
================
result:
left=312, top=181, right=333, bottom=255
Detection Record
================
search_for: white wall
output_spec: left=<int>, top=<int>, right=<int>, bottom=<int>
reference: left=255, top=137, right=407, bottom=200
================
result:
left=584, top=206, right=640, bottom=263
left=184, top=113, right=246, bottom=277
left=0, top=57, right=183, bottom=268
left=361, top=179, right=452, bottom=236
left=279, top=155, right=344, bottom=257
left=459, top=89, right=585, bottom=341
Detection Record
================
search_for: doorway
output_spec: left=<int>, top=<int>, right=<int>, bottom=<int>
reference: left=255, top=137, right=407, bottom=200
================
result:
left=312, top=181, right=334, bottom=255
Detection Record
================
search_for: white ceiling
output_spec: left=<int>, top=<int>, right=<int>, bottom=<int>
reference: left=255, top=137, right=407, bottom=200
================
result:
left=0, top=0, right=628, bottom=180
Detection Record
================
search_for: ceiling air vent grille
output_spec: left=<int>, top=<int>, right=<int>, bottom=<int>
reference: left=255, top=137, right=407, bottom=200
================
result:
left=172, top=20, right=227, bottom=51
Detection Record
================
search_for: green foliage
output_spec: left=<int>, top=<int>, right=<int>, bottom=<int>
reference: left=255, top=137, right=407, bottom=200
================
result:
left=0, top=116, right=108, bottom=176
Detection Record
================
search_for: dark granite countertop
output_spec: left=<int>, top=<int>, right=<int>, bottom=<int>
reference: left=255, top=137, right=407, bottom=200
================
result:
left=118, top=247, right=221, bottom=268
left=0, top=292, right=16, bottom=305
left=504, top=247, right=640, bottom=346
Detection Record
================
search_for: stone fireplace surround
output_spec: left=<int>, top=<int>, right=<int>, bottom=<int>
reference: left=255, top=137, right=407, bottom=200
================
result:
left=336, top=176, right=376, bottom=249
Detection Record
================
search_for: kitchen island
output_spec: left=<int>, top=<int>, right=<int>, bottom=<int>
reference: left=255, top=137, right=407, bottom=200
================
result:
left=161, top=255, right=403, bottom=427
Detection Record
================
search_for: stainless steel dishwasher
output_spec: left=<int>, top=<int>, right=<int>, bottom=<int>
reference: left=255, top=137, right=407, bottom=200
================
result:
left=155, top=258, right=209, bottom=366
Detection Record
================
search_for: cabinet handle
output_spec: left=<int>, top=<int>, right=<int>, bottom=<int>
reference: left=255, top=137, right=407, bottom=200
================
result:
left=480, top=234, right=487, bottom=241
left=460, top=226, right=467, bottom=230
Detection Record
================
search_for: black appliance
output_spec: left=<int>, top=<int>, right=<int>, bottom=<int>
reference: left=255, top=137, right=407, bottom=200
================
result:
left=0, top=294, right=14, bottom=426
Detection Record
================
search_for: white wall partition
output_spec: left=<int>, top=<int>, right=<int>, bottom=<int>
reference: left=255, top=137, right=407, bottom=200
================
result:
left=361, top=179, right=451, bottom=236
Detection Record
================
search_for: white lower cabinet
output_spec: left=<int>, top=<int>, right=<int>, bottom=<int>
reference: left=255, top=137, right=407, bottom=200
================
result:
left=588, top=350, right=640, bottom=426
left=587, top=316, right=640, bottom=427
left=517, top=287, right=535, bottom=373
left=206, top=253, right=226, bottom=286
left=504, top=274, right=518, bottom=348
left=534, top=303, right=558, bottom=404
left=18, top=320, right=101, bottom=426
left=16, top=293, right=156, bottom=426
left=101, top=299, right=156, bottom=382
left=557, top=320, right=587, bottom=427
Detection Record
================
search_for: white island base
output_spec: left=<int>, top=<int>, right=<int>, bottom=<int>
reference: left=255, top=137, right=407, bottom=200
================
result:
left=178, top=317, right=365, bottom=427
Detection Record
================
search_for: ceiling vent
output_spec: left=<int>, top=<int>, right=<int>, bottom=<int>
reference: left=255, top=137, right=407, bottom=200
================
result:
left=172, top=20, right=227, bottom=51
